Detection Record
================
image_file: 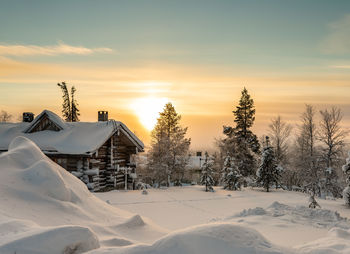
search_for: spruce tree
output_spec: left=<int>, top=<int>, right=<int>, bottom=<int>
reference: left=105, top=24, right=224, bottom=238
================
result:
left=57, top=82, right=80, bottom=122
left=221, top=155, right=242, bottom=190
left=70, top=86, right=80, bottom=122
left=256, top=136, right=280, bottom=192
left=221, top=87, right=260, bottom=177
left=200, top=152, right=215, bottom=192
left=147, top=103, right=191, bottom=187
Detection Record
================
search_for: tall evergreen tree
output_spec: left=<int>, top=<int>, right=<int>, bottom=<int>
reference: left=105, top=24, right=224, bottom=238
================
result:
left=70, top=86, right=80, bottom=122
left=256, top=136, right=280, bottom=192
left=57, top=82, right=80, bottom=122
left=147, top=103, right=191, bottom=187
left=200, top=152, right=215, bottom=192
left=221, top=87, right=260, bottom=177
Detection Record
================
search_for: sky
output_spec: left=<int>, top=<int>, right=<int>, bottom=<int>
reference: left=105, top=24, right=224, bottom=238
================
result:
left=1, top=0, right=350, bottom=150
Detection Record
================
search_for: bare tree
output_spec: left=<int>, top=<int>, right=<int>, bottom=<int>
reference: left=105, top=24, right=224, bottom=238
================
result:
left=297, top=104, right=321, bottom=195
left=0, top=110, right=12, bottom=122
left=268, top=115, right=293, bottom=165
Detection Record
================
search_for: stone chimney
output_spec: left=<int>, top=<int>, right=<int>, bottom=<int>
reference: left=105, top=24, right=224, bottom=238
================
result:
left=98, top=111, right=108, bottom=121
left=23, top=112, right=34, bottom=122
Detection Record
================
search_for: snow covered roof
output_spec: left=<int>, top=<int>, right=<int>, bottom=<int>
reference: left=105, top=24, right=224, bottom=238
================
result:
left=0, top=110, right=144, bottom=155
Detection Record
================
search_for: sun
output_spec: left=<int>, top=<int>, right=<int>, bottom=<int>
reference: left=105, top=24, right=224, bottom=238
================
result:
left=131, top=97, right=168, bottom=131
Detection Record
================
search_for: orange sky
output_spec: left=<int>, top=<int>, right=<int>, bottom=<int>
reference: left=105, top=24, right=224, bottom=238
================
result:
left=1, top=57, right=350, bottom=151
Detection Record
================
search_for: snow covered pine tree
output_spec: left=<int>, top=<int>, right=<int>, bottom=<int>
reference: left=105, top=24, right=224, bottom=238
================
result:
left=342, top=151, right=350, bottom=207
left=200, top=152, right=215, bottom=192
left=221, top=154, right=242, bottom=190
left=256, top=136, right=281, bottom=192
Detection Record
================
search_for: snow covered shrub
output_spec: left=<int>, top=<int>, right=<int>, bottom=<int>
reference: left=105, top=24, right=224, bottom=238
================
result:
left=256, top=136, right=281, bottom=192
left=221, top=155, right=242, bottom=190
left=200, top=153, right=215, bottom=192
left=342, top=151, right=350, bottom=206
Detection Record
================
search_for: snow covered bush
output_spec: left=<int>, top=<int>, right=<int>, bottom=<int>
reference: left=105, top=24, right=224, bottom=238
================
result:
left=256, top=136, right=281, bottom=192
left=342, top=151, right=350, bottom=206
left=221, top=155, right=242, bottom=190
left=200, top=153, right=215, bottom=192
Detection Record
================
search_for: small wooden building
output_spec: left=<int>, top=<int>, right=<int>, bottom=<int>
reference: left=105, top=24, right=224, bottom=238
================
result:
left=0, top=110, right=144, bottom=191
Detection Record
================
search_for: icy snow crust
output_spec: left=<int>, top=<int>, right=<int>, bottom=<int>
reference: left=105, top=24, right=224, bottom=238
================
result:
left=2, top=137, right=350, bottom=254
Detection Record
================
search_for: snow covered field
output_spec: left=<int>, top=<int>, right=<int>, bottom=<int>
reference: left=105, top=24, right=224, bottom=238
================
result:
left=95, top=186, right=350, bottom=252
left=1, top=136, right=350, bottom=253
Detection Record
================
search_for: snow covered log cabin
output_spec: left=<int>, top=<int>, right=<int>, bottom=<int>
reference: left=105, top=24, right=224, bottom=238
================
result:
left=0, top=110, right=144, bottom=191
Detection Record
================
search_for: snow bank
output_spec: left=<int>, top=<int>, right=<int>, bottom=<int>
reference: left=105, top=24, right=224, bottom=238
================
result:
left=89, top=223, right=290, bottom=254
left=0, top=224, right=99, bottom=254
left=0, top=137, right=165, bottom=253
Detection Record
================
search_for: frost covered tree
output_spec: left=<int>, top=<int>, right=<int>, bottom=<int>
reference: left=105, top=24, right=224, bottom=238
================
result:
left=200, top=152, right=215, bottom=192
left=57, top=82, right=80, bottom=122
left=268, top=115, right=292, bottom=166
left=256, top=136, right=280, bottom=192
left=147, top=103, right=191, bottom=187
left=318, top=107, right=346, bottom=198
left=342, top=152, right=350, bottom=207
left=221, top=87, right=260, bottom=177
left=296, top=104, right=321, bottom=196
left=0, top=110, right=12, bottom=122
left=221, top=155, right=242, bottom=190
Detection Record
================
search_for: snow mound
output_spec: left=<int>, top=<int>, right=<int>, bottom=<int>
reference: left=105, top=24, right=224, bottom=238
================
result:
left=117, top=215, right=146, bottom=229
left=236, top=207, right=267, bottom=217
left=90, top=223, right=290, bottom=254
left=0, top=137, right=167, bottom=252
left=231, top=201, right=349, bottom=230
left=0, top=225, right=99, bottom=254
left=297, top=228, right=350, bottom=254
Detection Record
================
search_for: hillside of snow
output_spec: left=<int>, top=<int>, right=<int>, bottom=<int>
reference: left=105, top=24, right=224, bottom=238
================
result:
left=1, top=136, right=350, bottom=253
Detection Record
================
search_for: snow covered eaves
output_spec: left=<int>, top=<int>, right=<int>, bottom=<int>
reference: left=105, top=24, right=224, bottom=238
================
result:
left=24, top=109, right=67, bottom=133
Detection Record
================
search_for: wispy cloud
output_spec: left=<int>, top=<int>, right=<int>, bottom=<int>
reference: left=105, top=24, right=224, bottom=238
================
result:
left=321, top=14, right=350, bottom=54
left=0, top=42, right=113, bottom=56
left=330, top=65, right=350, bottom=69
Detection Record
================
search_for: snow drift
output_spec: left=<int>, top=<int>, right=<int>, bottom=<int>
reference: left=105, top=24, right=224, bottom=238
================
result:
left=88, top=223, right=290, bottom=254
left=0, top=137, right=165, bottom=253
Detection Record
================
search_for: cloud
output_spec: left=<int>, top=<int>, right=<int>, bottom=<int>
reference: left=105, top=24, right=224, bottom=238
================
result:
left=330, top=65, right=350, bottom=69
left=0, top=42, right=113, bottom=56
left=321, top=14, right=350, bottom=54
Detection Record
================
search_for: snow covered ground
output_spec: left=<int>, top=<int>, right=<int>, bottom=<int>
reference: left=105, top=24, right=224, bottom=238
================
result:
left=1, top=136, right=350, bottom=253
left=95, top=186, right=350, bottom=252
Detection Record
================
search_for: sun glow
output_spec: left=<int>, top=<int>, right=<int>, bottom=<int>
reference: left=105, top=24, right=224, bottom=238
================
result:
left=131, top=96, right=168, bottom=131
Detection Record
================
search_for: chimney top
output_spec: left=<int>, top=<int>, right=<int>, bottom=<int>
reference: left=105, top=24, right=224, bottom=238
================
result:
left=98, top=111, right=108, bottom=121
left=23, top=112, right=34, bottom=122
